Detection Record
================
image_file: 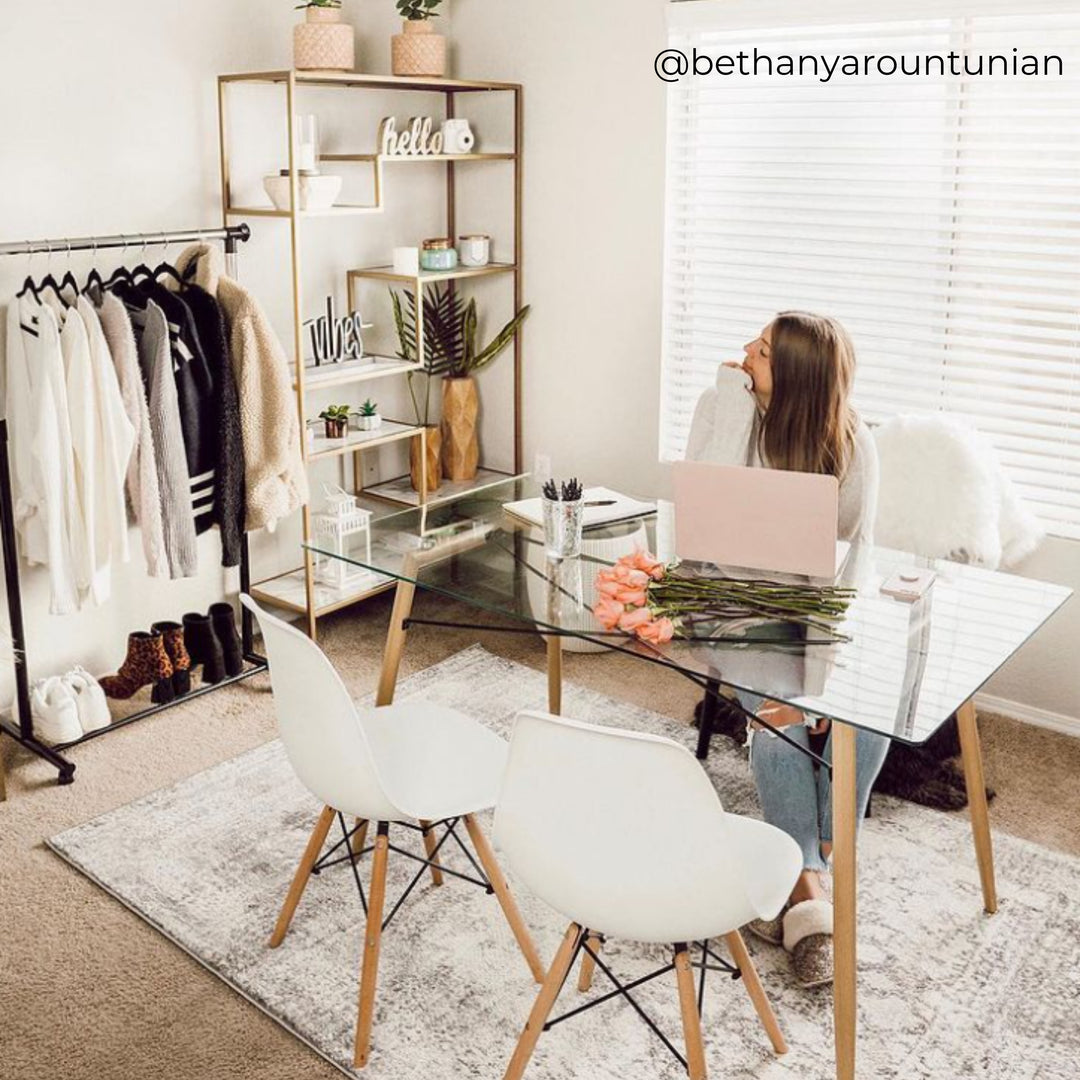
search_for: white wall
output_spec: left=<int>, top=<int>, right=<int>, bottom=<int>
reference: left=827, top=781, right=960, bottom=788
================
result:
left=0, top=0, right=1075, bottom=724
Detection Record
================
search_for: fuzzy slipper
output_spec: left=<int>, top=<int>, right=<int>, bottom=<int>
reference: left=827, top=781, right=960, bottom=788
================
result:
left=747, top=904, right=789, bottom=946
left=783, top=899, right=834, bottom=989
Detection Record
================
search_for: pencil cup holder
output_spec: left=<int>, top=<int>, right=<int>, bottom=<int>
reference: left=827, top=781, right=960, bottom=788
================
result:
left=542, top=498, right=584, bottom=559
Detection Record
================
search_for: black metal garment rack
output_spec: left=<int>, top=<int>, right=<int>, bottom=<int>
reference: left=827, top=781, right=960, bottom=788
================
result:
left=0, top=224, right=267, bottom=785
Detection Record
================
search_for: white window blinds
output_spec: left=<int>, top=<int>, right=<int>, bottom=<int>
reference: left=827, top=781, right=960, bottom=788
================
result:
left=661, top=0, right=1080, bottom=538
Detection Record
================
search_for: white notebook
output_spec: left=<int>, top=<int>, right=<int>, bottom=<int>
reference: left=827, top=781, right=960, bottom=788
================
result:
left=502, top=486, right=656, bottom=530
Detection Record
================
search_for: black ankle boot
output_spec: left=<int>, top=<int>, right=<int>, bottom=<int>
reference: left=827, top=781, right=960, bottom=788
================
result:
left=208, top=602, right=244, bottom=678
left=182, top=612, right=225, bottom=685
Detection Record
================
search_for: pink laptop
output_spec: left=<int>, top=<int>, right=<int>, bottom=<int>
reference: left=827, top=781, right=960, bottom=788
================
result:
left=671, top=461, right=846, bottom=578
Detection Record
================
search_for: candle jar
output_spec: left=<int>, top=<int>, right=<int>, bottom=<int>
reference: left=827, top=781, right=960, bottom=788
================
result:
left=420, top=238, right=458, bottom=272
left=458, top=234, right=491, bottom=267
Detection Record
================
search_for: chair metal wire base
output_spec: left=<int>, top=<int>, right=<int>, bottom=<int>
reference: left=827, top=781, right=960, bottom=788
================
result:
left=310, top=813, right=493, bottom=932
left=542, top=930, right=740, bottom=1072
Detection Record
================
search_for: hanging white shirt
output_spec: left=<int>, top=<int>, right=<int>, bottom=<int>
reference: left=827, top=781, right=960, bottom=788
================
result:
left=77, top=295, right=135, bottom=569
left=4, top=297, right=79, bottom=613
left=48, top=297, right=109, bottom=604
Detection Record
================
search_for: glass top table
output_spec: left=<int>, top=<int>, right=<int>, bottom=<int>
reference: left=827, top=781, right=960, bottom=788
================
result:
left=304, top=477, right=1071, bottom=747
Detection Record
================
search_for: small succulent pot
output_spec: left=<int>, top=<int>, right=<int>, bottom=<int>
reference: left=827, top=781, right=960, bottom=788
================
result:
left=294, top=4, right=356, bottom=73
left=392, top=19, right=447, bottom=77
left=323, top=416, right=348, bottom=439
left=354, top=412, right=382, bottom=432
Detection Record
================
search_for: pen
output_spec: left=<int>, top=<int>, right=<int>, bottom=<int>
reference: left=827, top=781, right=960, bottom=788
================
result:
left=584, top=499, right=616, bottom=507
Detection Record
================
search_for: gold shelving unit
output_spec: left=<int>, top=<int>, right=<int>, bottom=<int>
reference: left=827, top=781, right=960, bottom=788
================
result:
left=217, top=70, right=524, bottom=638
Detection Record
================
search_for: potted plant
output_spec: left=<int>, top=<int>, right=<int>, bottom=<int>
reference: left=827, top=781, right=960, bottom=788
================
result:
left=391, top=284, right=531, bottom=483
left=355, top=399, right=382, bottom=431
left=319, top=404, right=351, bottom=439
left=294, top=0, right=355, bottom=73
left=392, top=0, right=446, bottom=78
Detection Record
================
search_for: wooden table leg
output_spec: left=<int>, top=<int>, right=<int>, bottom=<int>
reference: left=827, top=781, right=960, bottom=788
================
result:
left=546, top=635, right=562, bottom=715
left=832, top=723, right=858, bottom=1080
left=376, top=578, right=417, bottom=707
left=956, top=699, right=998, bottom=914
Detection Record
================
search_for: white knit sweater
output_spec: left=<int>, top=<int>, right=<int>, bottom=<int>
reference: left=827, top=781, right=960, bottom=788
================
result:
left=175, top=244, right=308, bottom=532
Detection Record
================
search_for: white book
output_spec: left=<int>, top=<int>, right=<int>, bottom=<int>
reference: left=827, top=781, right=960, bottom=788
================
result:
left=502, top=486, right=656, bottom=530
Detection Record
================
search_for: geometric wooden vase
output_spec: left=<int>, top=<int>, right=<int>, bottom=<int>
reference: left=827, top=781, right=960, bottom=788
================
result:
left=410, top=425, right=443, bottom=494
left=441, top=376, right=480, bottom=481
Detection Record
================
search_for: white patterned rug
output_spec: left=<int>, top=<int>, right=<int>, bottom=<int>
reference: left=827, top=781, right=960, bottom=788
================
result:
left=48, top=646, right=1080, bottom=1080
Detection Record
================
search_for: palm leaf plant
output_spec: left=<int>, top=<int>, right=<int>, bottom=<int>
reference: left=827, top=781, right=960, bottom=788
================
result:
left=390, top=284, right=531, bottom=427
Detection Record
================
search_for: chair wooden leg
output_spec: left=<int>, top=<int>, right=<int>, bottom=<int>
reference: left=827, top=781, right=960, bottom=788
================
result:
left=269, top=804, right=335, bottom=948
left=723, top=930, right=787, bottom=1055
left=956, top=698, right=998, bottom=914
left=351, top=818, right=368, bottom=858
left=503, top=922, right=582, bottom=1080
left=674, top=944, right=707, bottom=1080
left=464, top=814, right=546, bottom=983
left=354, top=823, right=390, bottom=1068
left=577, top=934, right=601, bottom=992
left=420, top=819, right=444, bottom=886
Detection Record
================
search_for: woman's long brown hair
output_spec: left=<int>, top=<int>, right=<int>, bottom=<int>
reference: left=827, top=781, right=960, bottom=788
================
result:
left=758, top=311, right=859, bottom=479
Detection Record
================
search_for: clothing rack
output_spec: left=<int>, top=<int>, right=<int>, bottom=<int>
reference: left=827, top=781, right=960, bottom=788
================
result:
left=0, top=223, right=264, bottom=785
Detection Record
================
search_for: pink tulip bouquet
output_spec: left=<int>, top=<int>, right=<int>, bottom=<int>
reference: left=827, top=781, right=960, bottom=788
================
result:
left=593, top=549, right=857, bottom=646
left=593, top=550, right=676, bottom=645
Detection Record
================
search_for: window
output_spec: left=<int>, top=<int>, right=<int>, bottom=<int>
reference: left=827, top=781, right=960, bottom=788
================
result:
left=660, top=0, right=1080, bottom=538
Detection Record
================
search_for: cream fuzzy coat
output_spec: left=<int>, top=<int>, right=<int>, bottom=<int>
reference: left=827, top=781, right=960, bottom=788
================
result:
left=175, top=244, right=308, bottom=532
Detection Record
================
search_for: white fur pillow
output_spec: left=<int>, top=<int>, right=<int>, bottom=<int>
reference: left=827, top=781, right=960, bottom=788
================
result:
left=872, top=415, right=1043, bottom=569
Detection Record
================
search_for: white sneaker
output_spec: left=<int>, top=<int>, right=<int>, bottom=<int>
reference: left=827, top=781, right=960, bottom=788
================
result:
left=31, top=676, right=82, bottom=745
left=63, top=666, right=111, bottom=733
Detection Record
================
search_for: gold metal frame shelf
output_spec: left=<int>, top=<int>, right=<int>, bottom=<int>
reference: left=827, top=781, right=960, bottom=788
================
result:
left=218, top=69, right=524, bottom=637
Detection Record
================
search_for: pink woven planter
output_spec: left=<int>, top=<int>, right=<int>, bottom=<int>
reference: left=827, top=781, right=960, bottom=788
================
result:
left=294, top=7, right=355, bottom=73
left=391, top=20, right=447, bottom=77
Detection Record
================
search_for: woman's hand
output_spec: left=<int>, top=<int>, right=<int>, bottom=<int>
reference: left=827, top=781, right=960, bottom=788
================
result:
left=753, top=700, right=830, bottom=735
left=723, top=359, right=755, bottom=390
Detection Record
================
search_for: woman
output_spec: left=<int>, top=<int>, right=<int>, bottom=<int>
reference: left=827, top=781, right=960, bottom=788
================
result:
left=727, top=312, right=888, bottom=989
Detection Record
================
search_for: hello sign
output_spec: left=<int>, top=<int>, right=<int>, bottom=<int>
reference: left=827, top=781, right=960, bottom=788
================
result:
left=303, top=296, right=372, bottom=366
left=378, top=115, right=445, bottom=156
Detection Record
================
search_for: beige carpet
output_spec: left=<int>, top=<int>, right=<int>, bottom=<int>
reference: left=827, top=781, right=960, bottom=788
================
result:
left=3, top=590, right=1079, bottom=1080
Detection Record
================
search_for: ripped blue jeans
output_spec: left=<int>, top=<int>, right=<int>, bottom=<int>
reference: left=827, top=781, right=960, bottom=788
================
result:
left=741, top=692, right=890, bottom=873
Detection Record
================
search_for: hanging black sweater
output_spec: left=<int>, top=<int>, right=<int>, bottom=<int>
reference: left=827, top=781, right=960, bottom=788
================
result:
left=176, top=284, right=245, bottom=567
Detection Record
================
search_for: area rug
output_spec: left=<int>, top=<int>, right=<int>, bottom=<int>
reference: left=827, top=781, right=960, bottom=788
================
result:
left=48, top=645, right=1080, bottom=1080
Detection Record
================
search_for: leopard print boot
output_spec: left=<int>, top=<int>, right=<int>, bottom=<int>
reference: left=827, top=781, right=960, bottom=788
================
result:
left=151, top=621, right=192, bottom=701
left=99, top=631, right=174, bottom=700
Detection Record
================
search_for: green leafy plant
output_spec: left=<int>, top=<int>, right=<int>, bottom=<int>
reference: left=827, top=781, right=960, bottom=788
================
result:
left=358, top=399, right=379, bottom=417
left=319, top=404, right=351, bottom=422
left=295, top=0, right=342, bottom=9
left=396, top=0, right=442, bottom=19
left=391, top=283, right=531, bottom=425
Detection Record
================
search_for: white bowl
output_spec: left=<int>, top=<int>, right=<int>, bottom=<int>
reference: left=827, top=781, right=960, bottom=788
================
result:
left=263, top=174, right=342, bottom=212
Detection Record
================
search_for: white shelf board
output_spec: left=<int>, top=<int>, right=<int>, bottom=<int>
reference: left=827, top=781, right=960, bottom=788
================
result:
left=252, top=567, right=394, bottom=616
left=308, top=419, right=421, bottom=462
left=364, top=468, right=522, bottom=508
left=292, top=355, right=421, bottom=391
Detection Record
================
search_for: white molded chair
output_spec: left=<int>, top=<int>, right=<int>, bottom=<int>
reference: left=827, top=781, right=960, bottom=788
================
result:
left=495, top=711, right=802, bottom=1080
left=240, top=595, right=544, bottom=1068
